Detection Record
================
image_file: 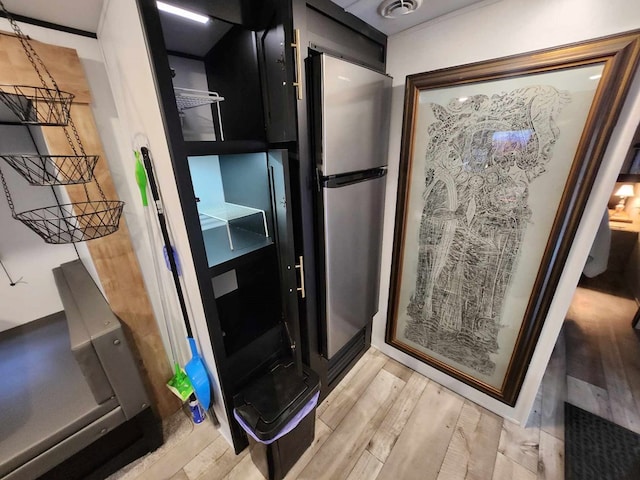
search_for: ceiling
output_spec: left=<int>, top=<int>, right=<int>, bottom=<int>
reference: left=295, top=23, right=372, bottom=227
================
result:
left=331, top=0, right=488, bottom=35
left=0, top=0, right=487, bottom=37
left=0, top=0, right=104, bottom=33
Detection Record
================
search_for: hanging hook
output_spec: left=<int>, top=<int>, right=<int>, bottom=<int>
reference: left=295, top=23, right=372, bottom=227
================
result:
left=132, top=133, right=150, bottom=154
left=0, top=257, right=25, bottom=286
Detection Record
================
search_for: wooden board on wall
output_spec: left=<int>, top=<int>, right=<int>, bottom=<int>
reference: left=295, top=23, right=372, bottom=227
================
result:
left=0, top=31, right=179, bottom=417
left=0, top=32, right=91, bottom=103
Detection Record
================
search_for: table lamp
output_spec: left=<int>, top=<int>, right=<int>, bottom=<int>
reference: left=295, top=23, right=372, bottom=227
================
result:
left=612, top=184, right=635, bottom=222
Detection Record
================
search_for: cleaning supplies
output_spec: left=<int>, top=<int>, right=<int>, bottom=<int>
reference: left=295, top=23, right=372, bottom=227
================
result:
left=166, top=363, right=194, bottom=402
left=135, top=149, right=193, bottom=402
left=140, top=146, right=212, bottom=410
left=188, top=394, right=206, bottom=424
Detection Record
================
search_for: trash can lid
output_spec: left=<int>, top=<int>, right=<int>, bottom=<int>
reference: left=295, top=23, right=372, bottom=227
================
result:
left=234, top=361, right=320, bottom=441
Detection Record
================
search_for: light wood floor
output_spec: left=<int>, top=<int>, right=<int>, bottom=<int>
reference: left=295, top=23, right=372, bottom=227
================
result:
left=108, top=286, right=640, bottom=480
left=564, top=286, right=640, bottom=434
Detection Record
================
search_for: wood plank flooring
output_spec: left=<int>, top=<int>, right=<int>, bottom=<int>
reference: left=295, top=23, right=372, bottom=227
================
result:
left=564, top=286, right=640, bottom=435
left=108, top=285, right=640, bottom=480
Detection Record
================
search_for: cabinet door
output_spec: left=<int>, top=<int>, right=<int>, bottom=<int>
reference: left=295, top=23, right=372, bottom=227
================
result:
left=257, top=1, right=298, bottom=143
left=268, top=149, right=302, bottom=366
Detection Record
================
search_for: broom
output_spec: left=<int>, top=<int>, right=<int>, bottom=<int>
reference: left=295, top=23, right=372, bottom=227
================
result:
left=135, top=150, right=193, bottom=401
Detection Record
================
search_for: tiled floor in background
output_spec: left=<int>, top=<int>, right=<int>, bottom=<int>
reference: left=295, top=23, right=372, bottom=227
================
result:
left=108, top=285, right=639, bottom=480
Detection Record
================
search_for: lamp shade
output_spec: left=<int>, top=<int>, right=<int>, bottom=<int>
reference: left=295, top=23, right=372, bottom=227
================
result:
left=615, top=184, right=635, bottom=198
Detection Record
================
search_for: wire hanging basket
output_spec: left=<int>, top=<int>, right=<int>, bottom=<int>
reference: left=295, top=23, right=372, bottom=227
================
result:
left=0, top=0, right=125, bottom=245
left=0, top=85, right=74, bottom=126
left=0, top=0, right=75, bottom=127
left=14, top=200, right=125, bottom=244
left=0, top=154, right=99, bottom=185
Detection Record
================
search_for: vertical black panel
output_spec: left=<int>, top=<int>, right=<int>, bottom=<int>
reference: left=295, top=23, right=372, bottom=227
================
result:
left=205, top=26, right=266, bottom=142
left=268, top=150, right=303, bottom=369
left=256, top=0, right=298, bottom=143
left=289, top=0, right=327, bottom=392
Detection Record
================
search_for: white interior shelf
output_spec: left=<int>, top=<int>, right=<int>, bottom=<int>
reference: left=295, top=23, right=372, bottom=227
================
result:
left=174, top=87, right=224, bottom=110
left=174, top=87, right=225, bottom=141
left=199, top=202, right=269, bottom=250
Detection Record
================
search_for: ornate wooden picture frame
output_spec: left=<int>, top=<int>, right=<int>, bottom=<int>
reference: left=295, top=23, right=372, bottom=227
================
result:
left=386, top=31, right=640, bottom=405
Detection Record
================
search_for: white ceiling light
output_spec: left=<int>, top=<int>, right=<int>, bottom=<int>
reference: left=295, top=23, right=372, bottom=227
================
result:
left=157, top=1, right=209, bottom=24
left=378, top=0, right=422, bottom=19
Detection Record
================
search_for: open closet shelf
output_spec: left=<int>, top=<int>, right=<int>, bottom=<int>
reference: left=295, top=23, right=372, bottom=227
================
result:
left=174, top=87, right=225, bottom=141
left=199, top=202, right=269, bottom=251
left=174, top=87, right=224, bottom=111
left=201, top=202, right=267, bottom=224
left=201, top=218, right=273, bottom=269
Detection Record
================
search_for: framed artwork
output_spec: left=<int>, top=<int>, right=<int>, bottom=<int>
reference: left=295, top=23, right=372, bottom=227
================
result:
left=386, top=31, right=640, bottom=405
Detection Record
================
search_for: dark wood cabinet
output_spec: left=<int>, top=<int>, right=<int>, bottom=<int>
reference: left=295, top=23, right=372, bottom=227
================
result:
left=136, top=0, right=387, bottom=452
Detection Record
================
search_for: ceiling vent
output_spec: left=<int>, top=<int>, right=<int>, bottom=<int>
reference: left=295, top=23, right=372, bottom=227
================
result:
left=378, top=0, right=422, bottom=19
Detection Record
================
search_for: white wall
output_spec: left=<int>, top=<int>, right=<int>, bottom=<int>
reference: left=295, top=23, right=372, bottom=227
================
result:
left=0, top=19, right=108, bottom=331
left=97, top=0, right=231, bottom=445
left=0, top=156, right=78, bottom=331
left=373, top=0, right=640, bottom=423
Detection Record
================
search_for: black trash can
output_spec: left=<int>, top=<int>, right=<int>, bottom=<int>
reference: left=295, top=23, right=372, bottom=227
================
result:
left=234, top=361, right=320, bottom=480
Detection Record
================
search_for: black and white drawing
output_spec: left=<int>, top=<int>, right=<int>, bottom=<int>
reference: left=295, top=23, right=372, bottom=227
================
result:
left=404, top=85, right=570, bottom=376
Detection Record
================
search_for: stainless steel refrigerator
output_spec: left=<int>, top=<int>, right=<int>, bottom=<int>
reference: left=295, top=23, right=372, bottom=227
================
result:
left=309, top=53, right=392, bottom=364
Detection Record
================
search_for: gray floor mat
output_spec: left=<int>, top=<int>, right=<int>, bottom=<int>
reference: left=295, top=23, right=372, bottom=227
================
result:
left=565, top=402, right=640, bottom=480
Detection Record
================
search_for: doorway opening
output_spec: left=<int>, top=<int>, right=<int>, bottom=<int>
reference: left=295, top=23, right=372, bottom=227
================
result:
left=546, top=122, right=640, bottom=436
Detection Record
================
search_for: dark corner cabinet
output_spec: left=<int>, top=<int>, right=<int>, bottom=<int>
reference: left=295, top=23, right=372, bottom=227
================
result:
left=136, top=0, right=387, bottom=451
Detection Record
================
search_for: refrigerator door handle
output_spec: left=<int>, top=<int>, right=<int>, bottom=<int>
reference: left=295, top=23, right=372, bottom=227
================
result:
left=322, top=167, right=387, bottom=188
left=295, top=255, right=306, bottom=298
